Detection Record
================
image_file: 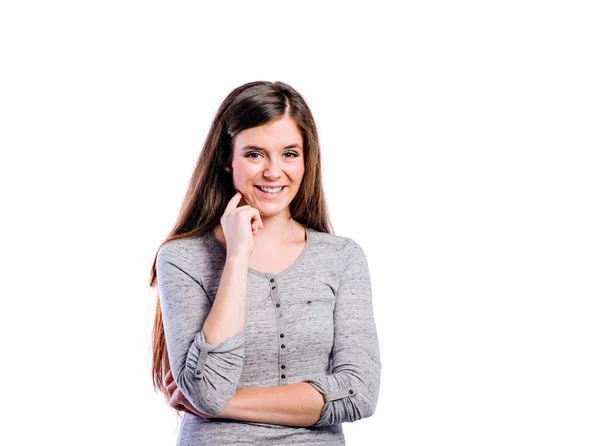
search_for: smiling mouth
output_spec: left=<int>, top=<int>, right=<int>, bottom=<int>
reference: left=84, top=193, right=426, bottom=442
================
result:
left=255, top=185, right=286, bottom=194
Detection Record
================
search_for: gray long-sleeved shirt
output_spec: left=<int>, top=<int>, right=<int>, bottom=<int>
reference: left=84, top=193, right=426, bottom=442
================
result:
left=155, top=224, right=381, bottom=445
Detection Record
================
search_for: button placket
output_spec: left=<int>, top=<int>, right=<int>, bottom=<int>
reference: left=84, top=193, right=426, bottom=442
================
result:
left=268, top=274, right=289, bottom=385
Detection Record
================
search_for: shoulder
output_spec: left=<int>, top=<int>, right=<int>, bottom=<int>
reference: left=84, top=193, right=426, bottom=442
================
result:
left=307, top=227, right=349, bottom=249
left=157, top=236, right=196, bottom=263
left=156, top=233, right=217, bottom=272
left=307, top=228, right=366, bottom=267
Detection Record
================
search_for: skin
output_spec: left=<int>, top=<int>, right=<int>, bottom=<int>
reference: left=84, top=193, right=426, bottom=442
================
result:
left=166, top=115, right=324, bottom=426
left=217, top=114, right=306, bottom=245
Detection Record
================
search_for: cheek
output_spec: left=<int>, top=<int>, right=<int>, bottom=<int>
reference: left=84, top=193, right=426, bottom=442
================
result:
left=288, top=163, right=305, bottom=178
left=294, top=170, right=305, bottom=184
left=231, top=164, right=256, bottom=183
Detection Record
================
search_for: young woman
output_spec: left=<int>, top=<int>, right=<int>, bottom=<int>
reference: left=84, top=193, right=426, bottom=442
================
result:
left=149, top=80, right=381, bottom=445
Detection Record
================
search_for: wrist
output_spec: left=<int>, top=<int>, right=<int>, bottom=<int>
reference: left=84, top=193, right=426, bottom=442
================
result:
left=215, top=391, right=241, bottom=420
left=225, top=253, right=249, bottom=264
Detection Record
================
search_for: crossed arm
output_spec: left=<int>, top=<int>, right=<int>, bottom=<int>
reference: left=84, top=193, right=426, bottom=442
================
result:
left=218, top=382, right=325, bottom=426
left=168, top=377, right=325, bottom=427
left=157, top=238, right=380, bottom=428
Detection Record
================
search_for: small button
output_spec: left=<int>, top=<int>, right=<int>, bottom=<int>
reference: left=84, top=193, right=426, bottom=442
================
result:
left=276, top=303, right=280, bottom=308
left=270, top=278, right=274, bottom=283
left=349, top=389, right=354, bottom=394
left=272, top=286, right=276, bottom=290
left=281, top=344, right=285, bottom=349
left=280, top=334, right=284, bottom=338
left=281, top=374, right=286, bottom=379
left=307, top=300, right=312, bottom=304
left=281, top=365, right=285, bottom=369
left=196, top=370, right=201, bottom=375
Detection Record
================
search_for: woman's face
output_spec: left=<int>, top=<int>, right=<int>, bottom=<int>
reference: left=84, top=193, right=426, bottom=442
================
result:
left=230, top=115, right=305, bottom=218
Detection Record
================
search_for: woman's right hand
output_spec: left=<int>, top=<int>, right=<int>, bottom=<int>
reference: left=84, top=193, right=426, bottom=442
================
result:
left=220, top=191, right=263, bottom=259
left=164, top=369, right=215, bottom=418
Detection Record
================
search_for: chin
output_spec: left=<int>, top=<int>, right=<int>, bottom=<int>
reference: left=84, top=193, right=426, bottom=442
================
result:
left=258, top=207, right=286, bottom=216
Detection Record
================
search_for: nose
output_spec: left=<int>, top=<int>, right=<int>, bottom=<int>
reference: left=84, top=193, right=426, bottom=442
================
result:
left=263, top=158, right=282, bottom=179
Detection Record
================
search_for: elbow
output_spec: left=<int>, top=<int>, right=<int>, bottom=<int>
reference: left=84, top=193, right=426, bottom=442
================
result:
left=175, top=368, right=238, bottom=417
left=362, top=357, right=382, bottom=420
left=173, top=329, right=246, bottom=416
left=307, top=368, right=380, bottom=426
left=362, top=369, right=381, bottom=420
left=362, top=391, right=378, bottom=420
left=344, top=362, right=381, bottom=423
left=352, top=381, right=379, bottom=422
left=314, top=385, right=379, bottom=426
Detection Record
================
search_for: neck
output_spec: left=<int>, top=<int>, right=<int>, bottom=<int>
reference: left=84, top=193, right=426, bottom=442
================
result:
left=258, top=213, right=296, bottom=238
left=215, top=214, right=302, bottom=246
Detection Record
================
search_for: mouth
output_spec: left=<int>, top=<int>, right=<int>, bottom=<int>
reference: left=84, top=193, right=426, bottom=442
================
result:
left=255, top=185, right=286, bottom=197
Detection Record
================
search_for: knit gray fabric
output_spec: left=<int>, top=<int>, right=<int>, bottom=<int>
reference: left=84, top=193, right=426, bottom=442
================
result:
left=156, top=224, right=381, bottom=445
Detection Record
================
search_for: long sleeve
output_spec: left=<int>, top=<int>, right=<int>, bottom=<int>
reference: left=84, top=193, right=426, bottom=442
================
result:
left=305, top=238, right=381, bottom=427
left=156, top=244, right=246, bottom=416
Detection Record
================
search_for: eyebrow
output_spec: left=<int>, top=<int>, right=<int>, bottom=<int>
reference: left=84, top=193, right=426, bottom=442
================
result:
left=241, top=143, right=303, bottom=152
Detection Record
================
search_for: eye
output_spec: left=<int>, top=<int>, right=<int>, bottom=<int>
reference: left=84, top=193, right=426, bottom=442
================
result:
left=245, top=151, right=299, bottom=159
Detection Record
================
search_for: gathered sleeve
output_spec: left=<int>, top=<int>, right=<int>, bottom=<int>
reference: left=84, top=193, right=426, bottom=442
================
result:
left=156, top=244, right=245, bottom=416
left=305, top=238, right=382, bottom=427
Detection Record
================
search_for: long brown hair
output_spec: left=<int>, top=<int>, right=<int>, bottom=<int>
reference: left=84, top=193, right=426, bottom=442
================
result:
left=149, top=80, right=334, bottom=411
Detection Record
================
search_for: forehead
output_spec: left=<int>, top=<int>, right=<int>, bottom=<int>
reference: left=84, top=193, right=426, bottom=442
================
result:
left=234, top=116, right=303, bottom=151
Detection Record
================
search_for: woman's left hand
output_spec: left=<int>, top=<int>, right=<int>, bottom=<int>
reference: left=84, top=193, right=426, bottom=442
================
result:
left=164, top=369, right=216, bottom=419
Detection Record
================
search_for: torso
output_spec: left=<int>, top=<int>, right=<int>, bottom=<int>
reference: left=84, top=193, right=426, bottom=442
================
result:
left=213, top=221, right=307, bottom=275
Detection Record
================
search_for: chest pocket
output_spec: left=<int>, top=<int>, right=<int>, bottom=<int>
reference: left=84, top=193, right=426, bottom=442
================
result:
left=282, top=285, right=336, bottom=360
left=285, top=286, right=336, bottom=325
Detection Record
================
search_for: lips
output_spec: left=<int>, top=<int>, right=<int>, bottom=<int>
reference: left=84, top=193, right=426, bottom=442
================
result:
left=255, top=185, right=286, bottom=197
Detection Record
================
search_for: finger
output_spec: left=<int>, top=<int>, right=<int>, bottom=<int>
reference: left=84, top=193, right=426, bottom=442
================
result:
left=230, top=204, right=253, bottom=214
left=224, top=191, right=243, bottom=213
left=169, top=388, right=181, bottom=408
left=166, top=379, right=177, bottom=397
left=177, top=404, right=194, bottom=415
left=170, top=387, right=202, bottom=416
left=175, top=403, right=192, bottom=414
left=180, top=400, right=199, bottom=415
left=251, top=209, right=263, bottom=229
left=232, top=206, right=262, bottom=229
left=163, top=369, right=173, bottom=387
left=252, top=213, right=263, bottom=235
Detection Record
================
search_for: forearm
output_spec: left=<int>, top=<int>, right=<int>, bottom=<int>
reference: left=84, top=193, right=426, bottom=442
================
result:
left=157, top=251, right=246, bottom=416
left=203, top=254, right=248, bottom=344
left=216, top=382, right=325, bottom=427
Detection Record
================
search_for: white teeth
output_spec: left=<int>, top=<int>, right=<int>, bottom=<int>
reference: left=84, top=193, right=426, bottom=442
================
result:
left=257, top=186, right=283, bottom=193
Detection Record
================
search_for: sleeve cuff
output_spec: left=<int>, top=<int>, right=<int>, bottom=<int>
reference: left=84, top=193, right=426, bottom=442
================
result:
left=306, top=378, right=358, bottom=403
left=305, top=375, right=359, bottom=427
left=186, top=328, right=246, bottom=379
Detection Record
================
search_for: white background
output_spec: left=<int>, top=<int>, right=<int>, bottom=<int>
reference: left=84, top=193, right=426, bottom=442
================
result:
left=1, top=1, right=599, bottom=445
